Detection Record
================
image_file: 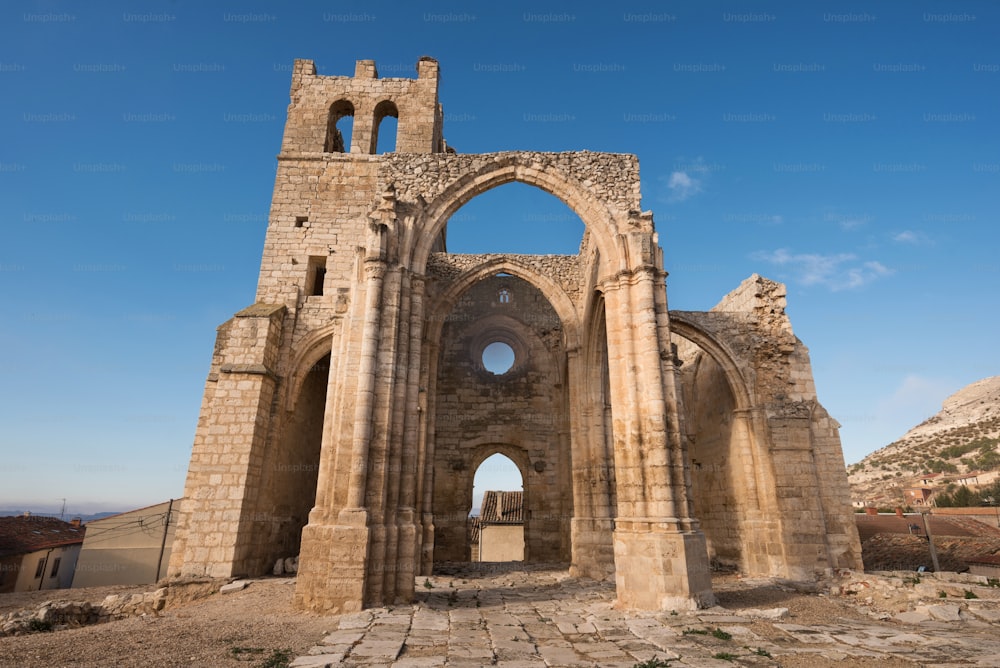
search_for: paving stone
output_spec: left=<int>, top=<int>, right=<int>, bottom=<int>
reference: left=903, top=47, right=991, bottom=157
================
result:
left=287, top=566, right=1000, bottom=668
left=351, top=639, right=405, bottom=659
left=322, top=629, right=365, bottom=645
left=536, top=644, right=584, bottom=665
left=219, top=580, right=249, bottom=594
left=308, top=644, right=350, bottom=656
left=741, top=607, right=790, bottom=620
left=895, top=610, right=931, bottom=624
left=390, top=658, right=446, bottom=667
left=927, top=604, right=963, bottom=621
left=967, top=606, right=1000, bottom=623
left=339, top=611, right=374, bottom=629
left=290, top=655, right=341, bottom=667
left=698, top=614, right=749, bottom=623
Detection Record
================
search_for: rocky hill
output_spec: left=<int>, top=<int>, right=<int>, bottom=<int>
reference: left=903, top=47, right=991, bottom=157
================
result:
left=848, top=376, right=1000, bottom=507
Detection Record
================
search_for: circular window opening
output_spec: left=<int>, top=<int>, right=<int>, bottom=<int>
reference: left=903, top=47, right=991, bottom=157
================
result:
left=482, top=341, right=515, bottom=375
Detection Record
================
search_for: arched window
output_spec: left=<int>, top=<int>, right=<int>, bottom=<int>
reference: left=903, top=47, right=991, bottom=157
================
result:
left=371, top=100, right=399, bottom=154
left=324, top=100, right=354, bottom=153
left=497, top=288, right=511, bottom=304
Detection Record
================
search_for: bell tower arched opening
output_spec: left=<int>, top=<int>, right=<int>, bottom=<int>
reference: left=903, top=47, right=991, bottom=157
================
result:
left=324, top=100, right=354, bottom=153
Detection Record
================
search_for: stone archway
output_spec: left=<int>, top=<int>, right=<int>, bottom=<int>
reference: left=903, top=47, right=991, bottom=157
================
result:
left=669, top=319, right=770, bottom=574
left=393, top=153, right=644, bottom=277
left=427, top=271, right=573, bottom=566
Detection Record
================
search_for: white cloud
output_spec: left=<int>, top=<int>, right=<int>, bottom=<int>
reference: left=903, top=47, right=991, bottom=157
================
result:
left=665, top=170, right=702, bottom=201
left=752, top=248, right=893, bottom=291
left=662, top=156, right=713, bottom=202
left=892, top=230, right=931, bottom=245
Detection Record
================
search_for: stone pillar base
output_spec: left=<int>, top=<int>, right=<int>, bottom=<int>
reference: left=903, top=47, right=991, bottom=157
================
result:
left=294, top=509, right=370, bottom=614
left=613, top=521, right=714, bottom=611
left=394, top=513, right=418, bottom=604
left=569, top=518, right=616, bottom=581
left=419, top=513, right=435, bottom=576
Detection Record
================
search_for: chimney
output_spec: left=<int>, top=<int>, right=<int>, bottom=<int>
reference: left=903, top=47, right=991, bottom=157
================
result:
left=70, top=518, right=82, bottom=528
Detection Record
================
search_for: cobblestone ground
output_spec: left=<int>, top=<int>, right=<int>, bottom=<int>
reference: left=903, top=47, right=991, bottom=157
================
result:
left=291, top=564, right=1000, bottom=668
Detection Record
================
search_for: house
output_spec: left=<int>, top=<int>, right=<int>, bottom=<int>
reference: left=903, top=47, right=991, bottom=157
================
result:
left=73, top=499, right=180, bottom=588
left=0, top=514, right=86, bottom=592
left=956, top=471, right=982, bottom=487
left=904, top=487, right=933, bottom=506
left=474, top=491, right=524, bottom=562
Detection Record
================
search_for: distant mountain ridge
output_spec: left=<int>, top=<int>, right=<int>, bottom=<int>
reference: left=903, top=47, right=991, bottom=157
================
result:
left=848, top=376, right=1000, bottom=506
left=0, top=509, right=121, bottom=523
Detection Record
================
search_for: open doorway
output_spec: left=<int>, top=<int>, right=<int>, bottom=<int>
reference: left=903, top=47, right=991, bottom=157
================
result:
left=470, top=454, right=524, bottom=562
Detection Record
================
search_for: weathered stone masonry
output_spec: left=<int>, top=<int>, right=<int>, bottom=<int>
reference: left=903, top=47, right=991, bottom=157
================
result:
left=168, top=57, right=862, bottom=613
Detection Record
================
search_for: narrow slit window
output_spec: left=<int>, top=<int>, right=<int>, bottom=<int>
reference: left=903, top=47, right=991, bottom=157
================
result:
left=308, top=256, right=327, bottom=296
left=49, top=557, right=61, bottom=578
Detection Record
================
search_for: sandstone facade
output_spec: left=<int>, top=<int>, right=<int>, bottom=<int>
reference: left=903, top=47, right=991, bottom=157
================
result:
left=167, top=57, right=862, bottom=613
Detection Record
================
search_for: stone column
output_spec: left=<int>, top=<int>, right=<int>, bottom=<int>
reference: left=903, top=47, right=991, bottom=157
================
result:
left=294, top=254, right=386, bottom=613
left=417, top=340, right=439, bottom=576
left=605, top=265, right=714, bottom=611
left=395, top=274, right=426, bottom=599
left=365, top=261, right=403, bottom=606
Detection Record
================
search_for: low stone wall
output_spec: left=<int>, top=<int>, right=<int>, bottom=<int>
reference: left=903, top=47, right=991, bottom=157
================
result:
left=0, top=579, right=219, bottom=637
left=830, top=570, right=1000, bottom=623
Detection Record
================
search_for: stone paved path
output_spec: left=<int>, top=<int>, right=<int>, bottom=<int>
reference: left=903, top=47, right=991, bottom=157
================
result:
left=290, top=564, right=1000, bottom=667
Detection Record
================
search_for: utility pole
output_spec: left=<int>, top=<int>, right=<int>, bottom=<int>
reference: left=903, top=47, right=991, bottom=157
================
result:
left=155, top=499, right=174, bottom=582
left=920, top=510, right=941, bottom=573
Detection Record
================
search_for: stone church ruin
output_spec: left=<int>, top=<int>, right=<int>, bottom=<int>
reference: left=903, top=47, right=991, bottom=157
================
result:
left=168, top=57, right=862, bottom=613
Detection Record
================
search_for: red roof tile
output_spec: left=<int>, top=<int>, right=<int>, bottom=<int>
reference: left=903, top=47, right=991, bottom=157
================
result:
left=479, top=491, right=523, bottom=525
left=0, top=515, right=86, bottom=557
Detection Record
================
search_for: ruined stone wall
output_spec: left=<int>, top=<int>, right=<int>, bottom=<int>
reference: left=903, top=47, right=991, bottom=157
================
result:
left=429, top=273, right=570, bottom=563
left=679, top=351, right=743, bottom=567
left=382, top=151, right=641, bottom=217
left=670, top=274, right=863, bottom=577
left=168, top=305, right=286, bottom=579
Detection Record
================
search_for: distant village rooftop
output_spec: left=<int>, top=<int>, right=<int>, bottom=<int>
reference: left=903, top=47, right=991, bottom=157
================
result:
left=0, top=515, right=85, bottom=557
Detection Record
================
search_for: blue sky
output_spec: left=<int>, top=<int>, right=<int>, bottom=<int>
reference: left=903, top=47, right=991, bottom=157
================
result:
left=1, top=1, right=997, bottom=514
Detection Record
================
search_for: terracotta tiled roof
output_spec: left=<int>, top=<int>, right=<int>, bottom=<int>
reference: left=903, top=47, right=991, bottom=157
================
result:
left=0, top=515, right=86, bottom=557
left=854, top=514, right=982, bottom=541
left=479, top=491, right=523, bottom=525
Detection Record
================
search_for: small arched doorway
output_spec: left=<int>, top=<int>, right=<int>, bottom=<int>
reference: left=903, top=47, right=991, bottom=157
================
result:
left=470, top=453, right=524, bottom=562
